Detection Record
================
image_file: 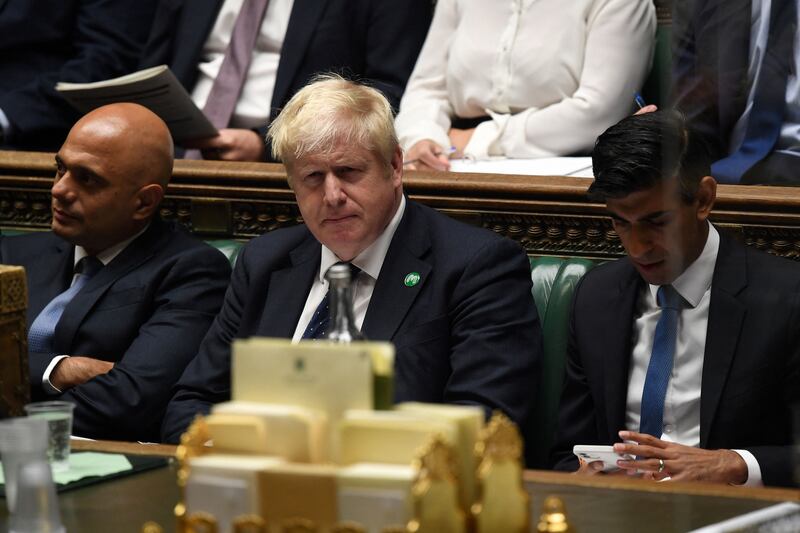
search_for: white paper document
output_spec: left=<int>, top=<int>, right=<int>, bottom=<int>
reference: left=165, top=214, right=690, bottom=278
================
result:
left=449, top=156, right=594, bottom=177
left=56, top=65, right=217, bottom=143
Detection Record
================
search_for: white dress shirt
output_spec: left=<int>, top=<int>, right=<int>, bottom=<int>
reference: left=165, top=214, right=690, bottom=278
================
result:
left=625, top=224, right=762, bottom=486
left=395, top=0, right=656, bottom=159
left=42, top=226, right=149, bottom=394
left=727, top=0, right=800, bottom=159
left=191, top=0, right=295, bottom=129
left=292, top=196, right=406, bottom=341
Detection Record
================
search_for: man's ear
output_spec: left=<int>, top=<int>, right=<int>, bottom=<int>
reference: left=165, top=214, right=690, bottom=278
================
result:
left=695, top=175, right=717, bottom=222
left=390, top=144, right=403, bottom=187
left=133, top=184, right=165, bottom=220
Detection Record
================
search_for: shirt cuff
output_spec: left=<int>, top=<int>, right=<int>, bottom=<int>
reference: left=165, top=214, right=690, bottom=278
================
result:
left=42, top=355, right=70, bottom=395
left=732, top=449, right=763, bottom=487
left=463, top=112, right=509, bottom=160
left=0, top=108, right=11, bottom=143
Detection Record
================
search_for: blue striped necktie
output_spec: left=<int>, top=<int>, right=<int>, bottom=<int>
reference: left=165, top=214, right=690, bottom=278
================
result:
left=27, top=256, right=103, bottom=353
left=639, top=285, right=682, bottom=437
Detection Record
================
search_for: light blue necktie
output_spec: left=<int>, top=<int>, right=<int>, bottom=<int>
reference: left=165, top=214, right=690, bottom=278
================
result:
left=27, top=256, right=103, bottom=353
left=639, top=285, right=682, bottom=437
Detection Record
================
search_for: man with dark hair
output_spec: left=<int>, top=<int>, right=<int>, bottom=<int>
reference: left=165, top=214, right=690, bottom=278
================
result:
left=551, top=110, right=800, bottom=487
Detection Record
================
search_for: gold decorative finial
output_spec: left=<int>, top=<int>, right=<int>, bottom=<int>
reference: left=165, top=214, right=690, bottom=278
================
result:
left=536, top=496, right=573, bottom=533
left=331, top=522, right=367, bottom=533
left=471, top=411, right=528, bottom=533
left=473, top=411, right=522, bottom=461
left=232, top=514, right=267, bottom=533
left=407, top=435, right=465, bottom=533
left=175, top=416, right=212, bottom=531
left=280, top=517, right=318, bottom=532
left=141, top=522, right=164, bottom=533
left=185, top=511, right=218, bottom=533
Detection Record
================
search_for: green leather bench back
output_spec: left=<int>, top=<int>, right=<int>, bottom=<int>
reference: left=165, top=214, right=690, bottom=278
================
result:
left=205, top=239, right=244, bottom=266
left=528, top=256, right=598, bottom=467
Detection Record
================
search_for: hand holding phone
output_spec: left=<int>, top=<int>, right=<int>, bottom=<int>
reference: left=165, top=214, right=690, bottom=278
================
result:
left=573, top=445, right=633, bottom=472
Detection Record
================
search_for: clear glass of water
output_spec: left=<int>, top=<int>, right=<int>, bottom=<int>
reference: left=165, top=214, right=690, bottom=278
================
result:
left=24, top=401, right=75, bottom=472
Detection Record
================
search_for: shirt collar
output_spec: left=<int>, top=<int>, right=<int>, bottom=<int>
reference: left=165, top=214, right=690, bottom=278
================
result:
left=647, top=223, right=720, bottom=308
left=73, top=224, right=150, bottom=269
left=319, top=195, right=406, bottom=282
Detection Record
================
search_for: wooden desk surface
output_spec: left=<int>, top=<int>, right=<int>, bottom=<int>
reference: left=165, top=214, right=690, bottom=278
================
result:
left=2, top=441, right=797, bottom=532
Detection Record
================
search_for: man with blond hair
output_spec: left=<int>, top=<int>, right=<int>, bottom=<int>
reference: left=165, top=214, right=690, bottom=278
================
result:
left=162, top=76, right=543, bottom=454
left=0, top=103, right=231, bottom=441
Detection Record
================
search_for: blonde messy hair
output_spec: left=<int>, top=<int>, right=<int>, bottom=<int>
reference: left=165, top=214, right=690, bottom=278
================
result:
left=268, top=74, right=398, bottom=168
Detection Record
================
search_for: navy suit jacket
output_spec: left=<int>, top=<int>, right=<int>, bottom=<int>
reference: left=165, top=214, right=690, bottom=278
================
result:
left=0, top=219, right=231, bottom=442
left=552, top=232, right=800, bottom=487
left=0, top=0, right=157, bottom=151
left=162, top=200, right=543, bottom=456
left=671, top=0, right=797, bottom=182
left=140, top=0, right=432, bottom=145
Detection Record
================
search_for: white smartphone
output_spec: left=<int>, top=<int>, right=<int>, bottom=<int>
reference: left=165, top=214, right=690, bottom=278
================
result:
left=572, top=445, right=632, bottom=472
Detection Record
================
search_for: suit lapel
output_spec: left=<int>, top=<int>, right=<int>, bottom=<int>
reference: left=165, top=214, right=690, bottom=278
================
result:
left=603, top=261, right=642, bottom=439
left=271, top=0, right=329, bottom=111
left=53, top=222, right=165, bottom=350
left=715, top=0, right=751, bottom=134
left=362, top=201, right=431, bottom=341
left=256, top=234, right=320, bottom=337
left=26, top=237, right=73, bottom=323
left=179, top=0, right=224, bottom=78
left=700, top=235, right=747, bottom=447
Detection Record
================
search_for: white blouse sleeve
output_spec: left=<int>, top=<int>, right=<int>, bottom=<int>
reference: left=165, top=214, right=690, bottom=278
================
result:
left=394, top=0, right=459, bottom=152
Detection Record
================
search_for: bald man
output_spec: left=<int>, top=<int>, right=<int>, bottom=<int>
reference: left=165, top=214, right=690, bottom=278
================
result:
left=0, top=103, right=231, bottom=441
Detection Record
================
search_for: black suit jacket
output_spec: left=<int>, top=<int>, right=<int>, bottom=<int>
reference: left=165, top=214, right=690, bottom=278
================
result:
left=0, top=220, right=231, bottom=441
left=140, top=0, right=432, bottom=142
left=671, top=0, right=751, bottom=161
left=0, top=0, right=157, bottom=151
left=671, top=0, right=798, bottom=183
left=162, top=200, right=543, bottom=454
left=552, top=232, right=800, bottom=487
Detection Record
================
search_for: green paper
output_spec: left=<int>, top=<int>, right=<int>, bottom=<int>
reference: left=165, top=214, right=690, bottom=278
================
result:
left=0, top=452, right=132, bottom=485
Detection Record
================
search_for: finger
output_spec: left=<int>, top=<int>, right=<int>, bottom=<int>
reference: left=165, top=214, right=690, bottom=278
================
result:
left=619, top=430, right=667, bottom=448
left=419, top=150, right=450, bottom=171
left=634, top=104, right=658, bottom=115
left=403, top=162, right=418, bottom=171
left=614, top=442, right=671, bottom=459
left=617, top=457, right=663, bottom=472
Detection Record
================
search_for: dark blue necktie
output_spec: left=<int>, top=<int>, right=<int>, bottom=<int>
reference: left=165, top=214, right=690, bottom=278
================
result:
left=301, top=262, right=360, bottom=340
left=27, top=256, right=103, bottom=353
left=712, top=0, right=797, bottom=183
left=639, top=285, right=682, bottom=437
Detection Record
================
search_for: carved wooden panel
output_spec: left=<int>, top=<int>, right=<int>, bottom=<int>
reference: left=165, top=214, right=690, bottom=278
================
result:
left=0, top=265, right=30, bottom=417
left=3, top=151, right=800, bottom=262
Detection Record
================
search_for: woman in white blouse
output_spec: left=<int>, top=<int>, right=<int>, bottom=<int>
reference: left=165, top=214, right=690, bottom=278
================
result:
left=396, top=0, right=657, bottom=170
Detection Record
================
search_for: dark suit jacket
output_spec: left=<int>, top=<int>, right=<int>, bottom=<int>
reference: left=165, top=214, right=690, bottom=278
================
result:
left=671, top=0, right=797, bottom=183
left=0, top=0, right=156, bottom=151
left=140, top=0, right=432, bottom=147
left=162, top=200, right=543, bottom=455
left=0, top=219, right=231, bottom=441
left=551, top=232, right=800, bottom=487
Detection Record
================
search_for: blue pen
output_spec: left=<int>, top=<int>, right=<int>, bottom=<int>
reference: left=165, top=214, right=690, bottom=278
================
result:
left=634, top=92, right=647, bottom=110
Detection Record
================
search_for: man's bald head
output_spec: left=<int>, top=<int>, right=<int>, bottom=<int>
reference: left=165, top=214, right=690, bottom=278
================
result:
left=69, top=103, right=174, bottom=188
left=51, top=104, right=175, bottom=255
